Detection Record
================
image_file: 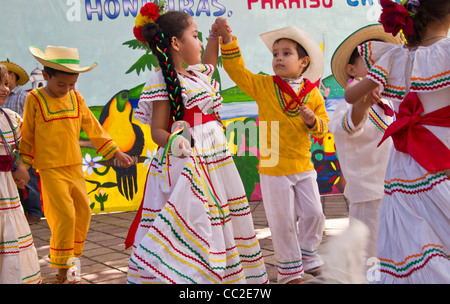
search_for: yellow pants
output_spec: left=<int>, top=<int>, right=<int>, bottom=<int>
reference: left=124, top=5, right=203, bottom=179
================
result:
left=39, top=164, right=92, bottom=269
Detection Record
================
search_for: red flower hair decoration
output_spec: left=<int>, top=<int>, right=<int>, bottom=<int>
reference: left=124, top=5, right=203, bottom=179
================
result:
left=379, top=0, right=416, bottom=36
left=133, top=1, right=167, bottom=42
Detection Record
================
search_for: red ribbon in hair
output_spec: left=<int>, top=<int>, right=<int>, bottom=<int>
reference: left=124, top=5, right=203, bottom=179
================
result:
left=378, top=92, right=450, bottom=172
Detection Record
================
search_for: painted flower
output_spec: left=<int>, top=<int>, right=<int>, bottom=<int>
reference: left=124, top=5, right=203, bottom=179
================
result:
left=379, top=0, right=414, bottom=36
left=82, top=154, right=104, bottom=176
left=143, top=148, right=157, bottom=169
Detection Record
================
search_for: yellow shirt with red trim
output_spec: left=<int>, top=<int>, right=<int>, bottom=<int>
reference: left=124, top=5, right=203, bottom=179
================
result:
left=19, top=87, right=118, bottom=170
left=221, top=37, right=329, bottom=176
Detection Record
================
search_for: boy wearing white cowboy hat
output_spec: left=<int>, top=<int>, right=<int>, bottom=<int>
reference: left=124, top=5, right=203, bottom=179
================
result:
left=215, top=19, right=328, bottom=284
left=18, top=45, right=133, bottom=283
left=329, top=24, right=403, bottom=266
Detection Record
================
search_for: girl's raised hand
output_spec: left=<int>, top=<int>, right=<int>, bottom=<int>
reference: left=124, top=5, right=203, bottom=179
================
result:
left=213, top=17, right=233, bottom=43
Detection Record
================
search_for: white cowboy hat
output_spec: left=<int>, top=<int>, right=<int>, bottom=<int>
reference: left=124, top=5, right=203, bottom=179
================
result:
left=260, top=26, right=324, bottom=83
left=29, top=46, right=97, bottom=73
left=331, top=24, right=404, bottom=88
left=0, top=59, right=29, bottom=85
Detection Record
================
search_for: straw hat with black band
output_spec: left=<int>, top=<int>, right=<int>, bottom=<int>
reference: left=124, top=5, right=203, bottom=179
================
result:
left=260, top=26, right=324, bottom=83
left=29, top=46, right=97, bottom=74
left=331, top=24, right=404, bottom=89
left=0, top=59, right=29, bottom=86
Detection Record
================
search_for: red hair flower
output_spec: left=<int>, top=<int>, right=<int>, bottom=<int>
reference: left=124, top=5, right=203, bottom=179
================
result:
left=133, top=2, right=164, bottom=42
left=133, top=26, right=145, bottom=42
left=379, top=0, right=415, bottom=36
left=140, top=2, right=160, bottom=21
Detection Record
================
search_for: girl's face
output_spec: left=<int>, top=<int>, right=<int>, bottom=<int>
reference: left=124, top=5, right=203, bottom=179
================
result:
left=272, top=39, right=310, bottom=79
left=177, top=19, right=203, bottom=66
left=0, top=72, right=10, bottom=106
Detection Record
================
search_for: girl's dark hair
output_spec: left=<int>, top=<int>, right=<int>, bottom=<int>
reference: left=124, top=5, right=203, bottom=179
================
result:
left=405, top=0, right=450, bottom=46
left=142, top=11, right=192, bottom=122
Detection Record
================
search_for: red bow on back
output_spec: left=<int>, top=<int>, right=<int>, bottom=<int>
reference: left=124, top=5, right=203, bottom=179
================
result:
left=273, top=76, right=316, bottom=113
left=378, top=92, right=450, bottom=171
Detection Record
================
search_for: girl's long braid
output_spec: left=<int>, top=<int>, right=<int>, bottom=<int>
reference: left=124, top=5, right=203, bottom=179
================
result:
left=154, top=31, right=184, bottom=122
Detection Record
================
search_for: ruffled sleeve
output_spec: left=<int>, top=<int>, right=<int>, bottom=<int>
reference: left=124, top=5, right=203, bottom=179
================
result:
left=134, top=70, right=168, bottom=126
left=185, top=64, right=223, bottom=114
left=358, top=39, right=450, bottom=101
left=358, top=41, right=408, bottom=100
left=134, top=64, right=224, bottom=126
left=410, top=38, right=450, bottom=92
left=1, top=109, right=22, bottom=144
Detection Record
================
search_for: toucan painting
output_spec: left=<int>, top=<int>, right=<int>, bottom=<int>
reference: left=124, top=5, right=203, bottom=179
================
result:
left=99, top=90, right=144, bottom=200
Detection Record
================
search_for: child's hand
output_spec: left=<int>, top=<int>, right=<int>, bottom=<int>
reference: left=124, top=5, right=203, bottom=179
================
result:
left=299, top=105, right=316, bottom=128
left=171, top=135, right=192, bottom=159
left=114, top=150, right=133, bottom=168
left=213, top=17, right=233, bottom=43
left=366, top=87, right=382, bottom=105
left=12, top=163, right=30, bottom=189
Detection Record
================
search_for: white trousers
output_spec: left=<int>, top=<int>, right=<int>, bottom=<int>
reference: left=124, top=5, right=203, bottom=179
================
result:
left=349, top=199, right=382, bottom=265
left=260, top=170, right=325, bottom=283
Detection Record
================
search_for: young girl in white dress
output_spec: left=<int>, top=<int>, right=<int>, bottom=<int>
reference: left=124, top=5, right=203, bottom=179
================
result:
left=125, top=4, right=268, bottom=284
left=345, top=0, right=450, bottom=283
left=0, top=64, right=41, bottom=284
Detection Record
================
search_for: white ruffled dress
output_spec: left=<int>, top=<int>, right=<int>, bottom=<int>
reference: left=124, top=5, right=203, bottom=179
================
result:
left=0, top=109, right=41, bottom=284
left=358, top=39, right=450, bottom=283
left=127, top=64, right=268, bottom=284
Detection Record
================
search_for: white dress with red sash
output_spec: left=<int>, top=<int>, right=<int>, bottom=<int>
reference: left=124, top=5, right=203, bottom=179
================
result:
left=0, top=109, right=41, bottom=284
left=126, top=64, right=268, bottom=284
left=358, top=39, right=450, bottom=283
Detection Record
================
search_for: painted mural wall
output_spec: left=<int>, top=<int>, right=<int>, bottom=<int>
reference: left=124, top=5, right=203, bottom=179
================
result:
left=2, top=0, right=387, bottom=213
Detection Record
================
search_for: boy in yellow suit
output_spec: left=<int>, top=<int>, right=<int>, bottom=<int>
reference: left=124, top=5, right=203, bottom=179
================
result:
left=16, top=46, right=132, bottom=283
left=215, top=20, right=328, bottom=284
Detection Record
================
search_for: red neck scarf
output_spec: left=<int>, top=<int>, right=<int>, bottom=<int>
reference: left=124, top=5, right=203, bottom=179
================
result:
left=273, top=76, right=316, bottom=113
left=378, top=92, right=450, bottom=171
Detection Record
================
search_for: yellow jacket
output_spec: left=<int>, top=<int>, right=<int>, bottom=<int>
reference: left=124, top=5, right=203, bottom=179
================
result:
left=20, top=88, right=118, bottom=170
left=221, top=37, right=329, bottom=176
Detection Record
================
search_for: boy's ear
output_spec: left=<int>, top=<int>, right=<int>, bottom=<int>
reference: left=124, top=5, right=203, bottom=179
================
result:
left=300, top=56, right=310, bottom=67
left=41, top=70, right=50, bottom=81
left=345, top=63, right=355, bottom=78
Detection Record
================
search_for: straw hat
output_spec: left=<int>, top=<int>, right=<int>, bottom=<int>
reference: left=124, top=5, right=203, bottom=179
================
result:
left=29, top=46, right=97, bottom=73
left=0, top=59, right=29, bottom=85
left=331, top=24, right=404, bottom=88
left=260, top=26, right=324, bottom=83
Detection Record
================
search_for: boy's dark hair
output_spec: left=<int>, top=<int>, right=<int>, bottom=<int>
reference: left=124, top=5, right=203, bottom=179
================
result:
left=8, top=71, right=19, bottom=82
left=274, top=38, right=309, bottom=59
left=348, top=48, right=360, bottom=65
left=142, top=11, right=193, bottom=122
left=274, top=38, right=311, bottom=74
left=405, top=0, right=450, bottom=46
left=43, top=66, right=77, bottom=77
